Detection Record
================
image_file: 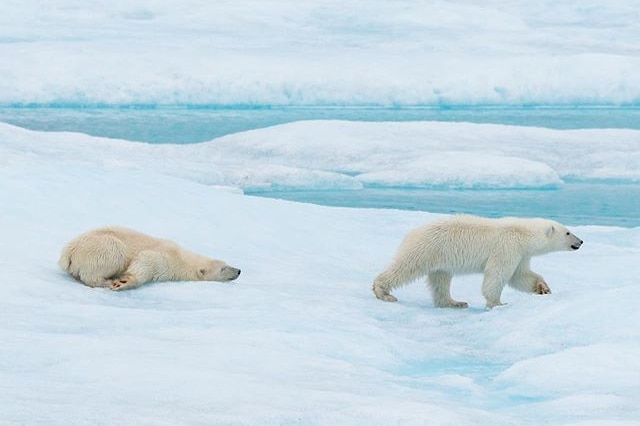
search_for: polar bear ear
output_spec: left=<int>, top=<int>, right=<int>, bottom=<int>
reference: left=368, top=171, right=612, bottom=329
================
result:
left=198, top=267, right=207, bottom=277
left=546, top=225, right=555, bottom=237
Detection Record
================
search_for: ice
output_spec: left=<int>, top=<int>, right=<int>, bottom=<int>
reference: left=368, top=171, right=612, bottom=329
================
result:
left=1, top=123, right=639, bottom=425
left=2, top=0, right=640, bottom=423
left=1, top=1, right=640, bottom=106
left=496, top=343, right=640, bottom=397
left=2, top=120, right=639, bottom=192
left=356, top=153, right=562, bottom=189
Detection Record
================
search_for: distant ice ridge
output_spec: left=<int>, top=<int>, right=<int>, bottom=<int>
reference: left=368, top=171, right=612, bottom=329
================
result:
left=1, top=1, right=640, bottom=106
left=2, top=120, right=640, bottom=191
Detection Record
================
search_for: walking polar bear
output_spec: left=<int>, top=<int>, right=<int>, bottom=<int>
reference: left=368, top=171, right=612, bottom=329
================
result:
left=59, top=226, right=241, bottom=290
left=373, top=215, right=583, bottom=308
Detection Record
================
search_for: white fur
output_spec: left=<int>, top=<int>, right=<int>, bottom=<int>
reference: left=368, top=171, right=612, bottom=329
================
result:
left=373, top=215, right=583, bottom=308
left=59, top=226, right=240, bottom=290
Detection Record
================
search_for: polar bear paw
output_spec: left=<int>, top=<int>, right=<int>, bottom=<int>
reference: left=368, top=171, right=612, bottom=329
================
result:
left=534, top=280, right=551, bottom=295
left=486, top=300, right=507, bottom=309
left=108, top=275, right=136, bottom=291
left=373, top=285, right=398, bottom=302
left=447, top=300, right=469, bottom=308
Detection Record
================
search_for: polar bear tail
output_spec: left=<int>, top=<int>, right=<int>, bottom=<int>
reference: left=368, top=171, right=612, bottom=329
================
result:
left=58, top=246, right=72, bottom=271
left=58, top=245, right=81, bottom=282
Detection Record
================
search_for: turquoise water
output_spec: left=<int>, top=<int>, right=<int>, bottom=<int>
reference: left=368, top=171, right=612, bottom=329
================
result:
left=2, top=106, right=638, bottom=227
left=249, top=184, right=640, bottom=227
left=2, top=106, right=640, bottom=143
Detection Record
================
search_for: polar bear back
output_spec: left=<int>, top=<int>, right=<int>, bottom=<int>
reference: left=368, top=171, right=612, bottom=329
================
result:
left=398, top=215, right=554, bottom=274
left=86, top=226, right=180, bottom=255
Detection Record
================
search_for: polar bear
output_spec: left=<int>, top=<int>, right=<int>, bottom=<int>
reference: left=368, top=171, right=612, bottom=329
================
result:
left=59, top=226, right=241, bottom=290
left=372, top=215, right=583, bottom=308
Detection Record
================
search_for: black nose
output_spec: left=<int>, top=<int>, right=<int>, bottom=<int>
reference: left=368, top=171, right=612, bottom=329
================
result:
left=237, top=269, right=241, bottom=276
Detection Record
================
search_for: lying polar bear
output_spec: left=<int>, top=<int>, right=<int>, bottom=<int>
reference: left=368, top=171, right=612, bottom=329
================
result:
left=373, top=215, right=583, bottom=308
left=59, top=226, right=241, bottom=290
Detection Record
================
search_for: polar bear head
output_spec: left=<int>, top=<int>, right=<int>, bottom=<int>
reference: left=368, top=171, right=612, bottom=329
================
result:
left=543, top=220, right=583, bottom=252
left=524, top=219, right=583, bottom=255
left=198, top=260, right=241, bottom=282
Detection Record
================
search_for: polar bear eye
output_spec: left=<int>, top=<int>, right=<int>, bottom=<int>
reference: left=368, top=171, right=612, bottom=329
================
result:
left=566, top=232, right=570, bottom=235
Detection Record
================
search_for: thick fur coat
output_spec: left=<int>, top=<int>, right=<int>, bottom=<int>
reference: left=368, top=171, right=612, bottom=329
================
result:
left=373, top=215, right=583, bottom=308
left=59, top=226, right=240, bottom=290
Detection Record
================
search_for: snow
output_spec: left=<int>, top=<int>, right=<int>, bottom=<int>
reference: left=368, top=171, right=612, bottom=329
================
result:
left=2, top=120, right=639, bottom=191
left=2, top=0, right=640, bottom=423
left=1, top=123, right=639, bottom=425
left=1, top=1, right=640, bottom=106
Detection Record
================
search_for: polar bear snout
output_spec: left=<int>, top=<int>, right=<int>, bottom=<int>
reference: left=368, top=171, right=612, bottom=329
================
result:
left=221, top=266, right=241, bottom=281
left=568, top=234, right=583, bottom=250
left=200, top=261, right=241, bottom=282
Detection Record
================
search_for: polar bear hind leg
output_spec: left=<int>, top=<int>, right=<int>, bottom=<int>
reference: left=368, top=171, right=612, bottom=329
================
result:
left=428, top=271, right=468, bottom=308
left=109, top=250, right=167, bottom=291
left=61, top=234, right=129, bottom=288
left=373, top=262, right=426, bottom=303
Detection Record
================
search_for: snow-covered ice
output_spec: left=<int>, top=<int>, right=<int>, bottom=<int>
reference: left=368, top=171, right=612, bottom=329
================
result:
left=2, top=0, right=640, bottom=424
left=1, top=123, right=639, bottom=425
left=2, top=120, right=640, bottom=192
left=1, top=0, right=640, bottom=106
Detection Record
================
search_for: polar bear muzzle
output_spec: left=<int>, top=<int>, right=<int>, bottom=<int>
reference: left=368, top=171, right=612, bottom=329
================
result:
left=198, top=263, right=241, bottom=282
left=567, top=232, right=583, bottom=250
left=220, top=266, right=241, bottom=281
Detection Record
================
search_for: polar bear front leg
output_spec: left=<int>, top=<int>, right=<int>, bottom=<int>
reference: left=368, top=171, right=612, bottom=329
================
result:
left=533, top=280, right=551, bottom=294
left=508, top=259, right=552, bottom=295
left=482, top=277, right=507, bottom=309
left=482, top=257, right=520, bottom=308
left=510, top=271, right=551, bottom=294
